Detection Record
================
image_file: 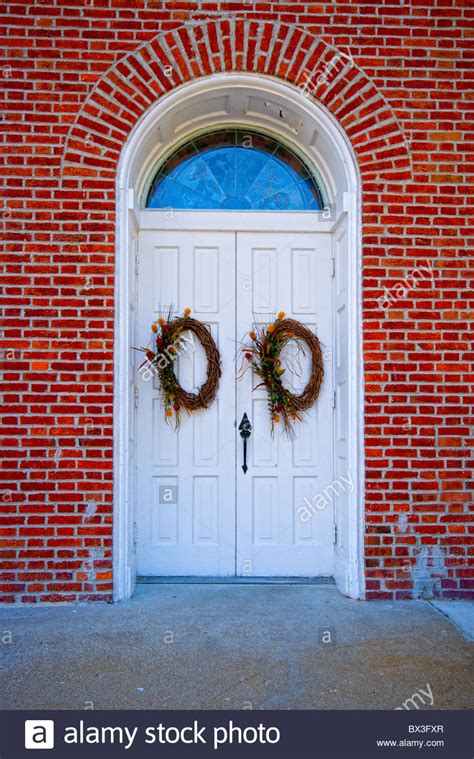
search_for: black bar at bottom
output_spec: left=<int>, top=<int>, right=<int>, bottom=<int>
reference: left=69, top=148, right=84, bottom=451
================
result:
left=3, top=709, right=472, bottom=758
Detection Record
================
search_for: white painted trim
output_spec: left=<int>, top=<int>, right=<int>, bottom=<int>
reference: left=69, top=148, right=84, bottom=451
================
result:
left=352, top=186, right=366, bottom=600
left=139, top=210, right=338, bottom=233
left=114, top=73, right=364, bottom=601
left=113, top=200, right=132, bottom=601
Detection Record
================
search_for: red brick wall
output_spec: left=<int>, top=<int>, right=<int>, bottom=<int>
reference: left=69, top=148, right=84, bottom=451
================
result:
left=1, top=0, right=472, bottom=603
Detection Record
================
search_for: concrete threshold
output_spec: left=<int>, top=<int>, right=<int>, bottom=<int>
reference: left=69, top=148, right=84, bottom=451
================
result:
left=136, top=575, right=336, bottom=585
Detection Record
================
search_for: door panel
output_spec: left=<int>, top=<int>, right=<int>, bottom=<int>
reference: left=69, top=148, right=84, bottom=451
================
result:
left=235, top=231, right=334, bottom=576
left=136, top=230, right=236, bottom=575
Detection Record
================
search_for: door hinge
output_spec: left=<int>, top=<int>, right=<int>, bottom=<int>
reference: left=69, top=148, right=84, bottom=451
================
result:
left=134, top=384, right=139, bottom=408
left=135, top=251, right=139, bottom=276
left=333, top=524, right=338, bottom=544
left=330, top=257, right=335, bottom=278
left=331, top=389, right=336, bottom=409
left=133, top=521, right=138, bottom=549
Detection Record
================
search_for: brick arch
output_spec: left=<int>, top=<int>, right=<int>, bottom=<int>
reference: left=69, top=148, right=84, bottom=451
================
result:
left=60, top=18, right=411, bottom=191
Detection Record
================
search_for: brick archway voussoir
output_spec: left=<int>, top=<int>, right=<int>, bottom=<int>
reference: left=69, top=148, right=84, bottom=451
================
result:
left=61, top=18, right=411, bottom=187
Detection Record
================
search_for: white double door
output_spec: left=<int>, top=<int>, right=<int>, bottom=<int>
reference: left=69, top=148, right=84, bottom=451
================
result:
left=136, top=226, right=334, bottom=577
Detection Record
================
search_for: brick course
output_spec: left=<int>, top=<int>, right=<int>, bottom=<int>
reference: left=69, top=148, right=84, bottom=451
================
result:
left=1, top=0, right=472, bottom=602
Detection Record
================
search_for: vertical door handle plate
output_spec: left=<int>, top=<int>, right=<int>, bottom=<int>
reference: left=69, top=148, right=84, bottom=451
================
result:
left=239, top=412, right=252, bottom=474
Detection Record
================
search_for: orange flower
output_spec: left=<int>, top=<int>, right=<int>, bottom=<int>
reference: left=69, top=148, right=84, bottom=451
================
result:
left=249, top=331, right=257, bottom=341
left=165, top=409, right=173, bottom=417
left=183, top=307, right=191, bottom=317
left=267, top=323, right=276, bottom=333
left=151, top=323, right=158, bottom=333
left=273, top=414, right=280, bottom=423
left=158, top=317, right=165, bottom=326
left=277, top=311, right=285, bottom=320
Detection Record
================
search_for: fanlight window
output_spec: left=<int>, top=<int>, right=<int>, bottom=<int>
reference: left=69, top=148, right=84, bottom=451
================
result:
left=145, top=129, right=323, bottom=211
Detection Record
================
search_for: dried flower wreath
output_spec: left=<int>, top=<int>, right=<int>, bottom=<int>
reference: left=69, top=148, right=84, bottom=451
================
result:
left=240, top=311, right=324, bottom=435
left=137, top=308, right=221, bottom=427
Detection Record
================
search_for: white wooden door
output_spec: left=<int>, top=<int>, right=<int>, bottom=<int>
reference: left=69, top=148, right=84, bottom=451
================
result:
left=136, top=227, right=334, bottom=577
left=236, top=231, right=334, bottom=576
left=136, top=230, right=236, bottom=575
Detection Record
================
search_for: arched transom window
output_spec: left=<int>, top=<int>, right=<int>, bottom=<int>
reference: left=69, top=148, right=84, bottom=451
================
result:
left=145, top=129, right=324, bottom=211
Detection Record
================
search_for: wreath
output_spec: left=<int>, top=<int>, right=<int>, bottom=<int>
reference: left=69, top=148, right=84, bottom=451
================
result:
left=240, top=311, right=324, bottom=435
left=138, top=308, right=221, bottom=427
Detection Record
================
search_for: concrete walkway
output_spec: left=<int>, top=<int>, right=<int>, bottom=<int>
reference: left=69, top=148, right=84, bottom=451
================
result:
left=1, top=585, right=472, bottom=710
left=431, top=600, right=474, bottom=641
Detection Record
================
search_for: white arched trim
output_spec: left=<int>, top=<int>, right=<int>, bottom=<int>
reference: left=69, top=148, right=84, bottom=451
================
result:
left=114, top=73, right=365, bottom=600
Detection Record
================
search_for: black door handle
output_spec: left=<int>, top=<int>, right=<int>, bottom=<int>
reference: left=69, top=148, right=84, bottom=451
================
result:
left=239, top=412, right=252, bottom=474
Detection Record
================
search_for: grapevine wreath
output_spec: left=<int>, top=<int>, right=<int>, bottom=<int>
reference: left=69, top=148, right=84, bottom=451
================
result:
left=138, top=308, right=221, bottom=427
left=240, top=311, right=324, bottom=435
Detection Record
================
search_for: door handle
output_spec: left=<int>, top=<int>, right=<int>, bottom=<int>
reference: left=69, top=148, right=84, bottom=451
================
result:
left=239, top=412, right=252, bottom=474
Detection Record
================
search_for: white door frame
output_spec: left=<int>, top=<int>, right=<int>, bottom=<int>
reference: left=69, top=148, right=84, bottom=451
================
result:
left=114, top=73, right=364, bottom=600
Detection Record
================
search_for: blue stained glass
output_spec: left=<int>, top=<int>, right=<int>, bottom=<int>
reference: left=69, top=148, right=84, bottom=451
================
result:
left=145, top=130, right=323, bottom=211
left=235, top=148, right=268, bottom=195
